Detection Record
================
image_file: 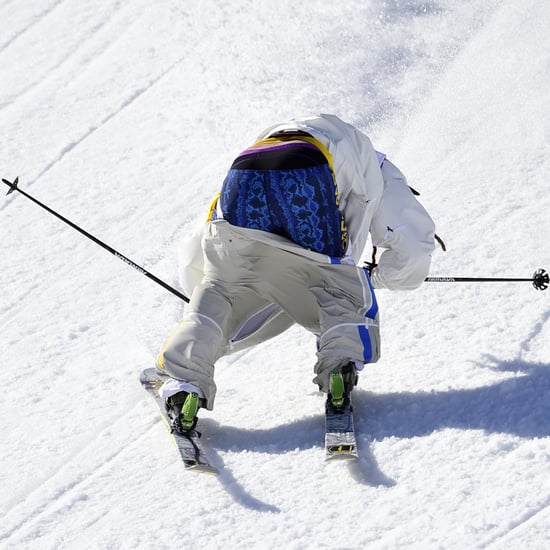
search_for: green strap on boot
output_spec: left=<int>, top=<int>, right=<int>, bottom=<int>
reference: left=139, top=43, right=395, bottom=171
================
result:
left=179, top=392, right=200, bottom=431
left=328, top=363, right=358, bottom=408
left=329, top=370, right=346, bottom=408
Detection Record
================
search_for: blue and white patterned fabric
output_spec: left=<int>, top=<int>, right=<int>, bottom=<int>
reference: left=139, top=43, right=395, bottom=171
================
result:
left=220, top=140, right=347, bottom=257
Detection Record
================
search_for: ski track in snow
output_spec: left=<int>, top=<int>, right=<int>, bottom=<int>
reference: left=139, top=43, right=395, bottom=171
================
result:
left=0, top=404, right=154, bottom=546
left=1, top=2, right=186, bottom=189
left=0, top=2, right=123, bottom=112
left=484, top=499, right=550, bottom=548
left=28, top=54, right=188, bottom=187
left=1, top=1, right=549, bottom=549
left=0, top=0, right=64, bottom=54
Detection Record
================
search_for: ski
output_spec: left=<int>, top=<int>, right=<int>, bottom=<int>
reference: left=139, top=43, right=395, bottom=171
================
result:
left=325, top=396, right=358, bottom=461
left=140, top=368, right=219, bottom=475
left=324, top=368, right=359, bottom=461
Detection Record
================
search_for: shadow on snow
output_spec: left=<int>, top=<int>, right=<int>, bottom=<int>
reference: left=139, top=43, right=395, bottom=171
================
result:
left=200, top=357, right=549, bottom=505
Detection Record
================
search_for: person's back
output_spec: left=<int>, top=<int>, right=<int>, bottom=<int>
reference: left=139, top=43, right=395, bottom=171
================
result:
left=157, top=114, right=436, bottom=436
left=221, top=134, right=347, bottom=257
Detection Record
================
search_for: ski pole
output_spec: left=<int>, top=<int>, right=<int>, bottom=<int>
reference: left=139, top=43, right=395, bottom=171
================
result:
left=425, top=270, right=548, bottom=291
left=2, top=176, right=190, bottom=303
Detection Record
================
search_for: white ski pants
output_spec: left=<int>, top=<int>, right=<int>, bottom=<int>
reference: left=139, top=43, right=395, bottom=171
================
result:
left=158, top=220, right=380, bottom=410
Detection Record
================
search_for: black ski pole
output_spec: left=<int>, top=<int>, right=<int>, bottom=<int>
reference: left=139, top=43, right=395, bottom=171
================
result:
left=2, top=176, right=190, bottom=303
left=425, top=270, right=548, bottom=291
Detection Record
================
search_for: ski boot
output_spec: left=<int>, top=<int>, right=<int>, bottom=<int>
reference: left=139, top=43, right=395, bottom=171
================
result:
left=165, top=391, right=201, bottom=434
left=327, top=362, right=358, bottom=411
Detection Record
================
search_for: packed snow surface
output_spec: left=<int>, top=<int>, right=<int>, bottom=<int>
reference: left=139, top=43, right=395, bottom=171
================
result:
left=1, top=1, right=549, bottom=548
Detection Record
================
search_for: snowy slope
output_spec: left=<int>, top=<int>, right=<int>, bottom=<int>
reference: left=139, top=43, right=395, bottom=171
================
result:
left=1, top=1, right=549, bottom=548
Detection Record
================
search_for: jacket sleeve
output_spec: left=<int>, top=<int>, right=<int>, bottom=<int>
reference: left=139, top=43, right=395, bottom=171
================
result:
left=177, top=193, right=222, bottom=297
left=369, top=162, right=436, bottom=290
left=177, top=221, right=205, bottom=297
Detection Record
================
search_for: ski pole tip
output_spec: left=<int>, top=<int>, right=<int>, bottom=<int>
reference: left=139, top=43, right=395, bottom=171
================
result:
left=2, top=176, right=19, bottom=195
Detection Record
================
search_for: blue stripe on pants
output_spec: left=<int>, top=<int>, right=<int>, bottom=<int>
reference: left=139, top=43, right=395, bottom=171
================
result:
left=358, top=325, right=373, bottom=363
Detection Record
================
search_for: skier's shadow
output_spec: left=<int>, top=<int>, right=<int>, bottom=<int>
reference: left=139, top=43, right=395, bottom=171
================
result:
left=201, top=357, right=550, bottom=505
left=361, top=357, right=550, bottom=441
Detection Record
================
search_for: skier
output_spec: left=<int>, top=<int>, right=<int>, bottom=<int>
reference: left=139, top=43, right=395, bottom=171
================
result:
left=156, top=114, right=436, bottom=432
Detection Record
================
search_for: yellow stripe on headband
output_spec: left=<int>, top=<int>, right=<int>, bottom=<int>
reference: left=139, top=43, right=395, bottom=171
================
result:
left=253, top=134, right=347, bottom=254
left=253, top=136, right=336, bottom=175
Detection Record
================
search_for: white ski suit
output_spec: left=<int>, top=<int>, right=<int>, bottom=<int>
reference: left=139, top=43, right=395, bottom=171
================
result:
left=158, top=114, right=436, bottom=409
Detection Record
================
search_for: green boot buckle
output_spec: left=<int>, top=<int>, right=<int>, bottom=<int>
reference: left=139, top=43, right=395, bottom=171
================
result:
left=329, top=370, right=346, bottom=408
left=179, top=392, right=200, bottom=431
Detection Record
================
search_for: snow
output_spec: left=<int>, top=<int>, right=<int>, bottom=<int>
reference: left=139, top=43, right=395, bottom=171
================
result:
left=1, top=0, right=549, bottom=548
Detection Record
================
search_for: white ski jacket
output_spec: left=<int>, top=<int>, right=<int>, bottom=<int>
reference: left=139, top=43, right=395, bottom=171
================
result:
left=179, top=114, right=436, bottom=294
